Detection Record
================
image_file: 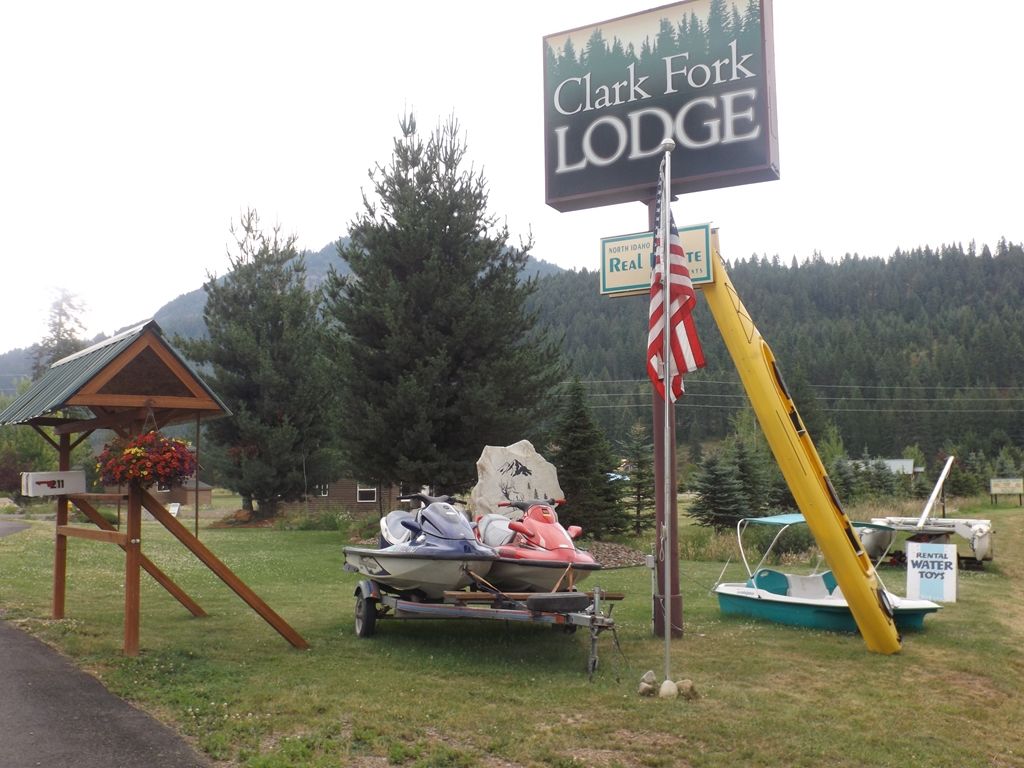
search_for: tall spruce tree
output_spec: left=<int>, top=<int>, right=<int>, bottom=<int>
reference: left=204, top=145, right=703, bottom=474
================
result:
left=620, top=420, right=656, bottom=535
left=548, top=380, right=627, bottom=538
left=31, top=290, right=88, bottom=378
left=177, top=211, right=338, bottom=518
left=687, top=451, right=747, bottom=531
left=323, top=115, right=561, bottom=493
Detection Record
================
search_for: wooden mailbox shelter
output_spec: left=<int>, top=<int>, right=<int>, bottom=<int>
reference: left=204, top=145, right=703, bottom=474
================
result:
left=0, top=320, right=308, bottom=655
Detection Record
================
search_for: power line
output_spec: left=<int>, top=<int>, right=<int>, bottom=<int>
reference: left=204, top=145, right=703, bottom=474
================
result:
left=585, top=402, right=1023, bottom=414
left=562, top=390, right=1023, bottom=403
left=569, top=376, right=1024, bottom=392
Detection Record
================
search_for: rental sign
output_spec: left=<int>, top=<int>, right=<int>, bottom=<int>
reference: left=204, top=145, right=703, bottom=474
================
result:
left=543, top=0, right=779, bottom=212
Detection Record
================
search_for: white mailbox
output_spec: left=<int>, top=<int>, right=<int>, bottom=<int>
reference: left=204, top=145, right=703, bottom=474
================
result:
left=20, top=471, right=86, bottom=497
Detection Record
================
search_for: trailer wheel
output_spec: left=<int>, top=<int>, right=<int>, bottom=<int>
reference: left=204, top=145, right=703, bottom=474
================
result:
left=355, top=593, right=378, bottom=638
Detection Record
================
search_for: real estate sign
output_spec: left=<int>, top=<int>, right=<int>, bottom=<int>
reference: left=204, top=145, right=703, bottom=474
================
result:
left=600, top=223, right=713, bottom=296
left=543, top=0, right=779, bottom=212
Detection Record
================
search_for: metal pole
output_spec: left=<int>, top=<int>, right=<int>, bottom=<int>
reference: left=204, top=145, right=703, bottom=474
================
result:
left=660, top=139, right=675, bottom=684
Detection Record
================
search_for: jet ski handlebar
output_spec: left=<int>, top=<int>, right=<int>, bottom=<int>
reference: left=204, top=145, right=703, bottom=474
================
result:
left=398, top=492, right=465, bottom=508
left=498, top=498, right=565, bottom=511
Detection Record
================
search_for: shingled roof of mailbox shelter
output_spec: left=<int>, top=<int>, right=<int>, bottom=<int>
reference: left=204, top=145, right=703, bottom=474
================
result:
left=0, top=320, right=229, bottom=431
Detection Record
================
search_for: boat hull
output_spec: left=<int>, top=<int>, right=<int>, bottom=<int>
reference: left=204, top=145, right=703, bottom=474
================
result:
left=344, top=546, right=494, bottom=599
left=715, top=582, right=940, bottom=633
left=487, top=558, right=601, bottom=593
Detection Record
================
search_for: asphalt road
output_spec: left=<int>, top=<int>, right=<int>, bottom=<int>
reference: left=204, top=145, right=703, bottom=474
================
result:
left=0, top=523, right=210, bottom=768
left=0, top=520, right=29, bottom=537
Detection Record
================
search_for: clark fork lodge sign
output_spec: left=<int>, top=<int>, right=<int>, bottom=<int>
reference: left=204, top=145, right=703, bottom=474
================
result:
left=543, top=0, right=779, bottom=212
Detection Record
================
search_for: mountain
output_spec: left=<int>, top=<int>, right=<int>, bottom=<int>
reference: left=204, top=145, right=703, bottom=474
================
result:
left=150, top=239, right=563, bottom=341
left=0, top=241, right=565, bottom=394
left=530, top=240, right=1024, bottom=462
left=0, top=347, right=31, bottom=397
left=6, top=237, right=1023, bottom=468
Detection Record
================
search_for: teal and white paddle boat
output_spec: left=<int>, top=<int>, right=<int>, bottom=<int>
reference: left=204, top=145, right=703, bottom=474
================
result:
left=714, top=513, right=941, bottom=633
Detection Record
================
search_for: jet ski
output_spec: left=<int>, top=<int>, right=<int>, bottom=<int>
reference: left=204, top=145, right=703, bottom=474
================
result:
left=343, top=493, right=497, bottom=599
left=475, top=498, right=602, bottom=593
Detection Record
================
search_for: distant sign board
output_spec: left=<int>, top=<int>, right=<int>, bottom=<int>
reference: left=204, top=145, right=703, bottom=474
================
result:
left=543, top=0, right=779, bottom=212
left=600, top=223, right=713, bottom=296
left=906, top=542, right=958, bottom=603
left=21, top=471, right=86, bottom=497
left=989, top=478, right=1023, bottom=495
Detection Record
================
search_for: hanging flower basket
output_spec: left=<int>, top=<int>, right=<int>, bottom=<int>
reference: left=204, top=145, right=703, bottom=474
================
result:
left=97, top=431, right=197, bottom=489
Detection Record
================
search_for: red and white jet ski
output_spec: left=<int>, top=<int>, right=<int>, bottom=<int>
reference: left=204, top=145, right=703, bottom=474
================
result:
left=475, top=498, right=601, bottom=593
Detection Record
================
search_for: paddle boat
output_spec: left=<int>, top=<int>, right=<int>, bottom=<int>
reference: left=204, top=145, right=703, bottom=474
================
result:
left=714, top=513, right=941, bottom=633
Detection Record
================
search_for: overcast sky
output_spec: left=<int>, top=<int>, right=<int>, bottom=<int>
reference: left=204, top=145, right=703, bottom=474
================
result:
left=2, top=1, right=1022, bottom=358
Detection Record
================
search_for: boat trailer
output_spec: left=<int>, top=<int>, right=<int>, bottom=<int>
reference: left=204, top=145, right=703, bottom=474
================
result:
left=351, top=579, right=622, bottom=677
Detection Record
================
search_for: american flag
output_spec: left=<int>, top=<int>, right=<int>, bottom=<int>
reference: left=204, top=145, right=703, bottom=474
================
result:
left=647, top=160, right=705, bottom=401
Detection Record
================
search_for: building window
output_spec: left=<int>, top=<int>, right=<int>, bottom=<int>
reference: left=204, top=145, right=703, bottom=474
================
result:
left=357, top=483, right=377, bottom=503
left=314, top=483, right=329, bottom=497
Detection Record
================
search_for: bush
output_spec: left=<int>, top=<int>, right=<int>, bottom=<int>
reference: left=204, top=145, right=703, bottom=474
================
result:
left=275, top=507, right=345, bottom=532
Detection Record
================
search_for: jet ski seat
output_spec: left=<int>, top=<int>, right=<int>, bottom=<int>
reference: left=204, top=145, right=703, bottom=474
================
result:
left=476, top=513, right=516, bottom=547
left=380, top=510, right=416, bottom=546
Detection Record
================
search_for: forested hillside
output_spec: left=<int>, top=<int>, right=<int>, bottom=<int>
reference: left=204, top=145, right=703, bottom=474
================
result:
left=150, top=239, right=563, bottom=342
left=531, top=240, right=1024, bottom=463
left=4, top=239, right=1021, bottom=468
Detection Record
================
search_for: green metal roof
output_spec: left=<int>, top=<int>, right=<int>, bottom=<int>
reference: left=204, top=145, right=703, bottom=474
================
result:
left=0, top=320, right=229, bottom=427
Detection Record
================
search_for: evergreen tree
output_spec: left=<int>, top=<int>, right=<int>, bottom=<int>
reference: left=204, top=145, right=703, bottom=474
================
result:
left=731, top=438, right=768, bottom=516
left=322, top=115, right=562, bottom=493
left=818, top=423, right=848, bottom=467
left=687, top=451, right=747, bottom=531
left=619, top=420, right=655, bottom=535
left=177, top=211, right=338, bottom=518
left=726, top=407, right=772, bottom=514
left=31, top=290, right=88, bottom=378
left=549, top=381, right=626, bottom=538
left=827, top=458, right=858, bottom=505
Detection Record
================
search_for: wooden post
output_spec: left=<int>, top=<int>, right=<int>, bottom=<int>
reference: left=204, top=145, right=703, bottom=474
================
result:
left=142, top=489, right=309, bottom=649
left=53, top=434, right=71, bottom=619
left=194, top=414, right=201, bottom=538
left=69, top=495, right=206, bottom=618
left=124, top=482, right=143, bottom=656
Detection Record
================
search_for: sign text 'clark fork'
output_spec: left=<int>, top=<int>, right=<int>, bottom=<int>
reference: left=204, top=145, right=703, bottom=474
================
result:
left=543, top=0, right=779, bottom=212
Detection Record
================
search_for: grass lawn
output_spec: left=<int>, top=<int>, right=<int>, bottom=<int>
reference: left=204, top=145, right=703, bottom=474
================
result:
left=1, top=499, right=1022, bottom=767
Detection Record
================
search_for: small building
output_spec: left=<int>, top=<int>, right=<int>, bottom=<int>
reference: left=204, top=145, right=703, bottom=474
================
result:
left=104, top=475, right=214, bottom=509
left=280, top=479, right=403, bottom=517
left=850, top=458, right=923, bottom=477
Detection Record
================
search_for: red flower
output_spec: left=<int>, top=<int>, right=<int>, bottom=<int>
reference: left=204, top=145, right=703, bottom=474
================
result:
left=96, top=431, right=197, bottom=489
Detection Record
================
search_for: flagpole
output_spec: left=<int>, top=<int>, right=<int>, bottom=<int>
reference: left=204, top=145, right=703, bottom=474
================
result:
left=659, top=138, right=675, bottom=685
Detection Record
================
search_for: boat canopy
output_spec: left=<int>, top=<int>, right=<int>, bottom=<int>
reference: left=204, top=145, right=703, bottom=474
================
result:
left=740, top=513, right=895, bottom=530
